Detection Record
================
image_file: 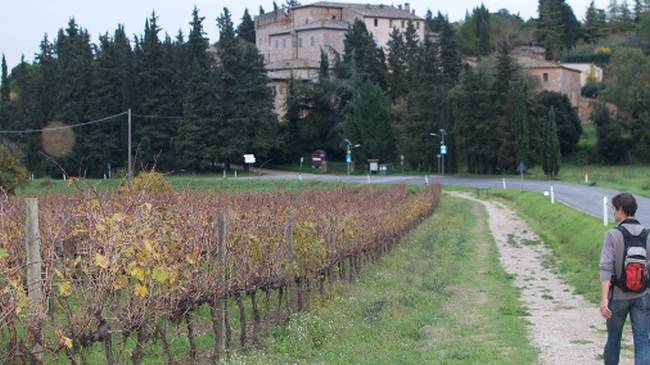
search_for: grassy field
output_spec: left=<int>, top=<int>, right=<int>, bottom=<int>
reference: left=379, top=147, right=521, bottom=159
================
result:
left=15, top=175, right=340, bottom=195
left=231, top=195, right=537, bottom=364
left=485, top=189, right=609, bottom=304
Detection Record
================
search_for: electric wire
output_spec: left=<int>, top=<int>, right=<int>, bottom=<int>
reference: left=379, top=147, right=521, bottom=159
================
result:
left=0, top=111, right=127, bottom=135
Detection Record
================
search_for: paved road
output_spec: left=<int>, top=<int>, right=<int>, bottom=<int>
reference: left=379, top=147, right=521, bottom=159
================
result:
left=251, top=171, right=650, bottom=226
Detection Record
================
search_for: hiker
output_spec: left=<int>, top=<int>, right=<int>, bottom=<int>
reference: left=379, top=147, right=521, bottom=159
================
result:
left=600, top=193, right=650, bottom=364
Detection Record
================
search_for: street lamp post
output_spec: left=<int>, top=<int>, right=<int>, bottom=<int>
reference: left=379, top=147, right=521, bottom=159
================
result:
left=430, top=129, right=448, bottom=176
left=344, top=139, right=361, bottom=177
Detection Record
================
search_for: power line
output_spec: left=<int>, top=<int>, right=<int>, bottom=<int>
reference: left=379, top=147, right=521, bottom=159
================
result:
left=0, top=112, right=127, bottom=135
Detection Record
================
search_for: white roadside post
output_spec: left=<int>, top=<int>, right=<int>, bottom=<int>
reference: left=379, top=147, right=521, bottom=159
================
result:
left=234, top=170, right=237, bottom=178
left=550, top=186, right=555, bottom=204
left=367, top=174, right=371, bottom=183
left=424, top=175, right=429, bottom=186
left=603, top=196, right=608, bottom=226
left=502, top=178, right=506, bottom=189
left=585, top=173, right=589, bottom=184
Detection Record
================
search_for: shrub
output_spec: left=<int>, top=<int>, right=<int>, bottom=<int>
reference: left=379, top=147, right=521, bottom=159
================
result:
left=125, top=170, right=172, bottom=193
left=0, top=144, right=28, bottom=195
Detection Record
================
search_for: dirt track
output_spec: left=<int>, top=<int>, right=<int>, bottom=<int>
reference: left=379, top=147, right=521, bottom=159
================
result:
left=450, top=192, right=634, bottom=365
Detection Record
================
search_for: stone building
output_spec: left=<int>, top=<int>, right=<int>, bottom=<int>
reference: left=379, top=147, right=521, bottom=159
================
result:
left=515, top=56, right=583, bottom=108
left=255, top=1, right=425, bottom=116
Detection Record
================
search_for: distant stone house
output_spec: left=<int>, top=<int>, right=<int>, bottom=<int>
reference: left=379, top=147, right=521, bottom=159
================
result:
left=255, top=1, right=425, bottom=116
left=562, top=63, right=604, bottom=87
left=515, top=56, right=582, bottom=108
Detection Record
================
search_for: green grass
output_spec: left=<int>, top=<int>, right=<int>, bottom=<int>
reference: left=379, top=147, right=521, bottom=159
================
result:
left=232, top=195, right=538, bottom=364
left=15, top=175, right=342, bottom=195
left=488, top=189, right=610, bottom=304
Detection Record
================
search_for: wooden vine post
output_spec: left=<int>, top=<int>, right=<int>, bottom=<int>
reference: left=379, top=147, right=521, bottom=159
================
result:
left=25, top=198, right=44, bottom=365
left=211, top=211, right=227, bottom=363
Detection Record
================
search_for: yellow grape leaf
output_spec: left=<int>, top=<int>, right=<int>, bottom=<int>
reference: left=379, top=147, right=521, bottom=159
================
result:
left=134, top=283, right=149, bottom=298
left=0, top=248, right=7, bottom=259
left=94, top=253, right=110, bottom=269
left=128, top=266, right=145, bottom=282
left=113, top=275, right=128, bottom=290
left=95, top=224, right=106, bottom=233
left=73, top=256, right=82, bottom=267
left=151, top=268, right=169, bottom=284
left=143, top=240, right=154, bottom=254
left=58, top=281, right=73, bottom=297
left=66, top=177, right=75, bottom=188
left=56, top=329, right=73, bottom=349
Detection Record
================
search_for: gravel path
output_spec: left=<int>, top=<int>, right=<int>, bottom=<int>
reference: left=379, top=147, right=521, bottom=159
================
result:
left=450, top=192, right=634, bottom=365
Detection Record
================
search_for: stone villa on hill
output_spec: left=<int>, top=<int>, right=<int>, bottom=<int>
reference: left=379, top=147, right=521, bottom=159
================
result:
left=255, top=1, right=425, bottom=115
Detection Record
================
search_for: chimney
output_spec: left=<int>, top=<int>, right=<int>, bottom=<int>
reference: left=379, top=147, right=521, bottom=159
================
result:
left=404, top=3, right=410, bottom=12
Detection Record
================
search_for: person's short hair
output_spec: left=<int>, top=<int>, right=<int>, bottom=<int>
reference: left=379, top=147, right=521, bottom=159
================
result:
left=612, top=193, right=637, bottom=217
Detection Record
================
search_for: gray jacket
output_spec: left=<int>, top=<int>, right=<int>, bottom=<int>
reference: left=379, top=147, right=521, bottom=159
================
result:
left=599, top=219, right=650, bottom=300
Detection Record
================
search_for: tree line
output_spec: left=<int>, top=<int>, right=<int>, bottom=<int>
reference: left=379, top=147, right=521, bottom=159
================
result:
left=0, top=7, right=276, bottom=177
left=284, top=16, right=579, bottom=176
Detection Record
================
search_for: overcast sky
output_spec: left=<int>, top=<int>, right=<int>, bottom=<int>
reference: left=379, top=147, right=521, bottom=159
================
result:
left=2, top=0, right=608, bottom=68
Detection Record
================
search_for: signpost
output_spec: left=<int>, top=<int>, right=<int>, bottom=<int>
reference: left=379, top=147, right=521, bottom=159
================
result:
left=440, top=144, right=447, bottom=176
left=244, top=154, right=256, bottom=172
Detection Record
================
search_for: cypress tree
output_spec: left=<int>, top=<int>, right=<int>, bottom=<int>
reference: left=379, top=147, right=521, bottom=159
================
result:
left=494, top=44, right=516, bottom=173
left=512, top=80, right=530, bottom=166
left=386, top=28, right=406, bottom=101
left=439, top=16, right=462, bottom=84
left=475, top=5, right=492, bottom=57
left=237, top=8, right=256, bottom=43
left=319, top=48, right=329, bottom=79
left=0, top=54, right=9, bottom=102
left=344, top=81, right=395, bottom=162
left=543, top=107, right=561, bottom=178
left=176, top=7, right=213, bottom=171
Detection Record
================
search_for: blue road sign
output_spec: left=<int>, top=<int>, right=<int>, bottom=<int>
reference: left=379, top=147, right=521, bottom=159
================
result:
left=346, top=154, right=352, bottom=163
left=440, top=145, right=447, bottom=155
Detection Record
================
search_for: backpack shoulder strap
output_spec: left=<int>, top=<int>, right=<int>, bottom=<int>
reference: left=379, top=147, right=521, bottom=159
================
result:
left=616, top=226, right=632, bottom=245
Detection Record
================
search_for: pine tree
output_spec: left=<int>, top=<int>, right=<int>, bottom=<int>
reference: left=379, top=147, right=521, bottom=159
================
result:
left=584, top=1, right=608, bottom=43
left=403, top=21, right=419, bottom=67
left=237, top=9, right=256, bottom=43
left=215, top=7, right=278, bottom=167
left=259, top=6, right=265, bottom=15
left=400, top=40, right=444, bottom=170
left=1, top=54, right=9, bottom=102
left=283, top=75, right=306, bottom=159
left=542, top=107, right=561, bottom=178
left=536, top=0, right=578, bottom=58
left=451, top=66, right=497, bottom=173
left=133, top=12, right=178, bottom=170
left=475, top=5, right=492, bottom=57
left=386, top=28, right=406, bottom=101
left=342, top=19, right=387, bottom=89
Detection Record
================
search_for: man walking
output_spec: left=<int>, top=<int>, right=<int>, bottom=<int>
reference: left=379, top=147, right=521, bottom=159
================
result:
left=600, top=193, right=650, bottom=364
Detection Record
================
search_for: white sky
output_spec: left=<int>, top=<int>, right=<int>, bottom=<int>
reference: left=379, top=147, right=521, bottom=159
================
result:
left=1, top=0, right=609, bottom=69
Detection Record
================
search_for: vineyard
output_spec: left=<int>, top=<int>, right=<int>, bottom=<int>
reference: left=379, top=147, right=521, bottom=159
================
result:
left=0, top=184, right=441, bottom=364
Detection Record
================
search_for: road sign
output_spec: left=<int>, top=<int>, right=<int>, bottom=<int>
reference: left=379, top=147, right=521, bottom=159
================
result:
left=243, top=154, right=256, bottom=164
left=440, top=145, right=447, bottom=155
left=346, top=154, right=352, bottom=163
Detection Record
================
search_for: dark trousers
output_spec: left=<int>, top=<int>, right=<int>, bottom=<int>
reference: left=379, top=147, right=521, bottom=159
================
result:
left=604, top=292, right=650, bottom=365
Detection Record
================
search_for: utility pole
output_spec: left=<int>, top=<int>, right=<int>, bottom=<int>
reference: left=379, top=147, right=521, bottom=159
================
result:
left=127, top=108, right=133, bottom=182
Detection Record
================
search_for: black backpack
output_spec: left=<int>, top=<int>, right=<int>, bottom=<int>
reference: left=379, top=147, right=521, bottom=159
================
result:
left=613, top=220, right=649, bottom=293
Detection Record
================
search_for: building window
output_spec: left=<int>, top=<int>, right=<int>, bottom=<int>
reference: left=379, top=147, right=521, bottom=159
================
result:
left=275, top=40, right=278, bottom=49
left=299, top=37, right=303, bottom=48
left=389, top=19, right=393, bottom=28
left=310, top=36, right=315, bottom=46
left=271, top=86, right=277, bottom=97
left=283, top=39, right=286, bottom=48
left=416, top=21, right=420, bottom=29
left=401, top=20, right=405, bottom=28
left=374, top=18, right=378, bottom=27
left=332, top=15, right=336, bottom=20
left=543, top=73, right=549, bottom=82
left=305, top=19, right=309, bottom=24
left=324, top=37, right=330, bottom=46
